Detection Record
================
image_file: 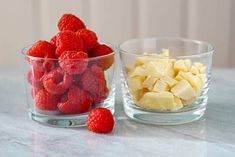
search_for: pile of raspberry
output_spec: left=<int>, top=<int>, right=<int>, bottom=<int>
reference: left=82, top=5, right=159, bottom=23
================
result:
left=26, top=14, right=114, bottom=116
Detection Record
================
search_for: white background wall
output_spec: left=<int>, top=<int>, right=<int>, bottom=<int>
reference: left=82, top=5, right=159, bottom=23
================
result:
left=0, top=0, right=234, bottom=68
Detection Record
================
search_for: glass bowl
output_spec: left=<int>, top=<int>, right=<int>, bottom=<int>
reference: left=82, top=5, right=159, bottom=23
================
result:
left=119, top=37, right=214, bottom=125
left=21, top=43, right=117, bottom=127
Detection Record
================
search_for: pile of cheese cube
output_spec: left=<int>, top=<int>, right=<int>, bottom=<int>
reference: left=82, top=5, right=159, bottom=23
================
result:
left=126, top=49, right=206, bottom=111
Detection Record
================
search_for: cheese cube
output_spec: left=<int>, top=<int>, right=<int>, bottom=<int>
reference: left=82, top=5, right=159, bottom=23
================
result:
left=182, top=97, right=196, bottom=106
left=135, top=55, right=160, bottom=66
left=194, top=62, right=207, bottom=73
left=161, top=49, right=170, bottom=57
left=132, top=89, right=147, bottom=101
left=166, top=68, right=176, bottom=78
left=187, top=74, right=202, bottom=88
left=160, top=76, right=178, bottom=88
left=198, top=74, right=206, bottom=83
left=199, top=66, right=206, bottom=74
left=130, top=66, right=146, bottom=77
left=125, top=66, right=134, bottom=74
left=194, top=62, right=203, bottom=68
left=174, top=60, right=188, bottom=72
left=145, top=62, right=165, bottom=77
left=138, top=91, right=176, bottom=110
left=152, top=80, right=169, bottom=92
left=128, top=76, right=144, bottom=91
left=165, top=60, right=176, bottom=77
left=171, top=80, right=196, bottom=100
left=158, top=58, right=170, bottom=66
left=175, top=71, right=185, bottom=81
left=190, top=65, right=199, bottom=75
left=174, top=96, right=183, bottom=109
left=174, top=96, right=182, bottom=105
left=175, top=72, right=202, bottom=89
left=143, top=75, right=159, bottom=90
left=184, top=59, right=192, bottom=70
left=134, top=56, right=148, bottom=66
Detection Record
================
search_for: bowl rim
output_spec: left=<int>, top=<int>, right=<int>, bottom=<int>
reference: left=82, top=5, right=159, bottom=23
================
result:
left=21, top=42, right=117, bottom=61
left=118, top=37, right=214, bottom=59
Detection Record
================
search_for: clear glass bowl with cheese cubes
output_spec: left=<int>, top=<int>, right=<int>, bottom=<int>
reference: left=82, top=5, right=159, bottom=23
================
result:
left=119, top=37, right=214, bottom=125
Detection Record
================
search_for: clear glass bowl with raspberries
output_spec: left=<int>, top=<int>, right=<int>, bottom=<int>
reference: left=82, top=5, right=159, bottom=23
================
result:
left=21, top=14, right=116, bottom=127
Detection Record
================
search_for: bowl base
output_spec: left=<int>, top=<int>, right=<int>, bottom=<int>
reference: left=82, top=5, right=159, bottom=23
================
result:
left=30, top=112, right=88, bottom=127
left=124, top=103, right=206, bottom=125
left=30, top=106, right=115, bottom=127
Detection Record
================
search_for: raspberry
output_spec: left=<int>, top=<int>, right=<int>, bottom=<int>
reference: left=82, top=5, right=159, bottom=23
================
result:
left=27, top=69, right=44, bottom=88
left=31, top=87, right=43, bottom=98
left=78, top=64, right=109, bottom=104
left=58, top=85, right=93, bottom=114
left=87, top=107, right=114, bottom=134
left=50, top=35, right=57, bottom=48
left=59, top=51, right=88, bottom=74
left=34, top=89, right=60, bottom=111
left=55, top=30, right=84, bottom=57
left=27, top=40, right=56, bottom=58
left=42, top=60, right=57, bottom=72
left=72, top=74, right=81, bottom=86
left=76, top=29, right=98, bottom=52
left=29, top=59, right=57, bottom=72
left=58, top=14, right=85, bottom=32
left=89, top=44, right=114, bottom=70
left=43, top=68, right=73, bottom=95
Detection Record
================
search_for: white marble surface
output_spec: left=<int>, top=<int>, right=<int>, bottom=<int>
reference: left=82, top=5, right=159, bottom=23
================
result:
left=0, top=68, right=235, bottom=157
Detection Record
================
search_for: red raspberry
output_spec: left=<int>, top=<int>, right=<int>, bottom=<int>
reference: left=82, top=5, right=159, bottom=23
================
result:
left=58, top=85, right=93, bottom=114
left=30, top=59, right=57, bottom=72
left=79, top=64, right=109, bottom=104
left=34, top=89, right=60, bottom=111
left=27, top=69, right=44, bottom=88
left=50, top=35, right=57, bottom=48
left=31, top=87, right=43, bottom=98
left=72, top=74, right=81, bottom=86
left=27, top=40, right=56, bottom=58
left=42, top=60, right=57, bottom=72
left=43, top=68, right=73, bottom=95
left=59, top=51, right=88, bottom=74
left=87, top=107, right=114, bottom=134
left=89, top=44, right=114, bottom=70
left=55, top=30, right=84, bottom=57
left=58, top=14, right=85, bottom=32
left=76, top=29, right=98, bottom=52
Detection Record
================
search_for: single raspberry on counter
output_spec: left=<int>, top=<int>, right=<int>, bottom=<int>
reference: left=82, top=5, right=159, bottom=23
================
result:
left=87, top=107, right=114, bottom=134
left=78, top=64, right=109, bottom=104
left=50, top=35, right=57, bottom=48
left=76, top=29, right=98, bottom=52
left=43, top=68, right=73, bottom=95
left=27, top=69, right=45, bottom=88
left=27, top=40, right=56, bottom=58
left=58, top=14, right=85, bottom=32
left=89, top=44, right=114, bottom=70
left=59, top=51, right=88, bottom=74
left=55, top=30, right=84, bottom=57
left=34, top=89, right=60, bottom=111
left=58, top=85, right=93, bottom=114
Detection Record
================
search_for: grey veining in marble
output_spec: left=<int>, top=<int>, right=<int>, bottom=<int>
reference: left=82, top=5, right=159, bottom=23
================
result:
left=0, top=68, right=235, bottom=157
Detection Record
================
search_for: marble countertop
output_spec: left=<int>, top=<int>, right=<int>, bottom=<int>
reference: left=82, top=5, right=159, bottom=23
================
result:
left=0, top=69, right=235, bottom=157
